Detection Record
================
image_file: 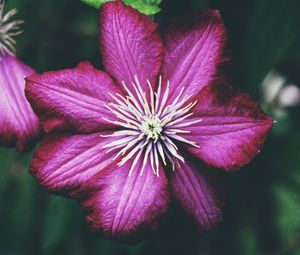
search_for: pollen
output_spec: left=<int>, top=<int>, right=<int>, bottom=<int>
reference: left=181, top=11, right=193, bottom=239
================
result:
left=140, top=116, right=163, bottom=141
left=102, top=75, right=201, bottom=176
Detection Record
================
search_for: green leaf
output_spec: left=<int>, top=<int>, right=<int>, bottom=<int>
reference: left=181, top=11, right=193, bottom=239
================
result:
left=81, top=0, right=161, bottom=15
left=81, top=0, right=110, bottom=8
left=42, top=197, right=79, bottom=255
left=42, top=197, right=69, bottom=253
left=124, top=0, right=161, bottom=15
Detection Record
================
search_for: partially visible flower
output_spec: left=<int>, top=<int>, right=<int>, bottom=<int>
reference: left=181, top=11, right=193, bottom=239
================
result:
left=262, top=71, right=300, bottom=108
left=25, top=1, right=272, bottom=242
left=262, top=71, right=286, bottom=104
left=0, top=0, right=41, bottom=151
left=277, top=84, right=300, bottom=107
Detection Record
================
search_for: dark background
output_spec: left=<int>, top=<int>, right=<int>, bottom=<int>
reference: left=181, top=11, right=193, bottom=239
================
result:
left=0, top=0, right=300, bottom=254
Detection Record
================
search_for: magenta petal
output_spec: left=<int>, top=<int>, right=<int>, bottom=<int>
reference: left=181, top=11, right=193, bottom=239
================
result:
left=80, top=158, right=169, bottom=242
left=161, top=9, right=226, bottom=102
left=0, top=53, right=41, bottom=151
left=30, top=132, right=117, bottom=196
left=180, top=84, right=273, bottom=171
left=170, top=158, right=223, bottom=231
left=100, top=0, right=163, bottom=91
left=25, top=61, right=121, bottom=133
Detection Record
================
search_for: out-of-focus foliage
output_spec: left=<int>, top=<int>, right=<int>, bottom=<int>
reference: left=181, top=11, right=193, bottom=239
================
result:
left=81, top=0, right=162, bottom=15
left=0, top=0, right=300, bottom=254
left=239, top=0, right=300, bottom=96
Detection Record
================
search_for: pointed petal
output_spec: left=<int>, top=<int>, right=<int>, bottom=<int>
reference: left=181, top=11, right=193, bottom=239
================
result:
left=100, top=0, right=163, bottom=91
left=170, top=157, right=223, bottom=231
left=25, top=62, right=121, bottom=133
left=178, top=84, right=273, bottom=171
left=79, top=157, right=169, bottom=243
left=30, top=132, right=118, bottom=196
left=161, top=9, right=227, bottom=102
left=0, top=53, right=41, bottom=151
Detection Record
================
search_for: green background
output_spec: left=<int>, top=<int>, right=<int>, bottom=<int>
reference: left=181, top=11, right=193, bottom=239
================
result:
left=1, top=0, right=300, bottom=254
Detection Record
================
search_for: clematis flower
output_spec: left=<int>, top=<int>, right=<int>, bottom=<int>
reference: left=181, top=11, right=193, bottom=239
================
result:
left=0, top=0, right=41, bottom=151
left=25, top=1, right=273, bottom=242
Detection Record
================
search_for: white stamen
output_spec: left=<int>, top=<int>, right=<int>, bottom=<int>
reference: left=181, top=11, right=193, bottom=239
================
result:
left=102, top=117, right=140, bottom=130
left=165, top=112, right=194, bottom=127
left=161, top=86, right=185, bottom=116
left=153, top=144, right=160, bottom=177
left=128, top=148, right=143, bottom=176
left=104, top=105, right=140, bottom=126
left=0, top=0, right=23, bottom=56
left=168, top=133, right=200, bottom=147
left=118, top=140, right=145, bottom=166
left=150, top=144, right=156, bottom=174
left=157, top=142, right=167, bottom=166
left=154, top=76, right=162, bottom=113
left=112, top=137, right=141, bottom=160
left=102, top=76, right=200, bottom=176
left=121, top=82, right=144, bottom=113
left=157, top=82, right=170, bottom=116
left=109, top=103, right=137, bottom=121
left=164, top=139, right=185, bottom=162
left=102, top=136, right=137, bottom=149
left=147, top=80, right=155, bottom=115
left=166, top=128, right=191, bottom=134
left=140, top=142, right=152, bottom=176
left=171, top=119, right=202, bottom=128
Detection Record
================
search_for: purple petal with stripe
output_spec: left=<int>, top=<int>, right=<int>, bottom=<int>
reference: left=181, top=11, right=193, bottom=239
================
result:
left=79, top=157, right=169, bottom=243
left=30, top=132, right=119, bottom=197
left=179, top=84, right=273, bottom=171
left=170, top=156, right=223, bottom=231
left=25, top=61, right=121, bottom=134
left=100, top=0, right=163, bottom=92
left=0, top=53, right=41, bottom=151
left=161, top=9, right=227, bottom=102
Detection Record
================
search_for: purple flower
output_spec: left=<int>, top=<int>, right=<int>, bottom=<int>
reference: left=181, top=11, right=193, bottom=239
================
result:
left=0, top=0, right=41, bottom=151
left=25, top=1, right=273, bottom=242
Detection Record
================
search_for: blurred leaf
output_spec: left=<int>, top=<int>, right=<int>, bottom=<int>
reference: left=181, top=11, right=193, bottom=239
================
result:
left=272, top=185, right=300, bottom=254
left=81, top=0, right=161, bottom=15
left=42, top=197, right=80, bottom=255
left=0, top=149, right=15, bottom=188
left=10, top=172, right=37, bottom=250
left=239, top=224, right=258, bottom=255
left=42, top=197, right=70, bottom=253
left=241, top=0, right=300, bottom=92
left=274, top=185, right=300, bottom=243
left=0, top=151, right=39, bottom=252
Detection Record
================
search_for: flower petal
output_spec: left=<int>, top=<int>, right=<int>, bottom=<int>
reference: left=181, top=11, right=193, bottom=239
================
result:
left=100, top=0, right=163, bottom=91
left=79, top=157, right=169, bottom=243
left=161, top=9, right=227, bottom=101
left=25, top=62, right=121, bottom=133
left=170, top=157, right=223, bottom=231
left=178, top=84, right=273, bottom=171
left=0, top=53, right=41, bottom=151
left=30, top=132, right=118, bottom=196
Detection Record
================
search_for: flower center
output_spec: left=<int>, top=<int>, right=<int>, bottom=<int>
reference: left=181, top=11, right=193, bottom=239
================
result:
left=140, top=116, right=162, bottom=141
left=102, top=76, right=201, bottom=176
left=0, top=0, right=23, bottom=56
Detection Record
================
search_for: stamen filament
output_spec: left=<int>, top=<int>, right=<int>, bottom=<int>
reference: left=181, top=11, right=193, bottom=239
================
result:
left=0, top=0, right=23, bottom=56
left=102, top=76, right=201, bottom=176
